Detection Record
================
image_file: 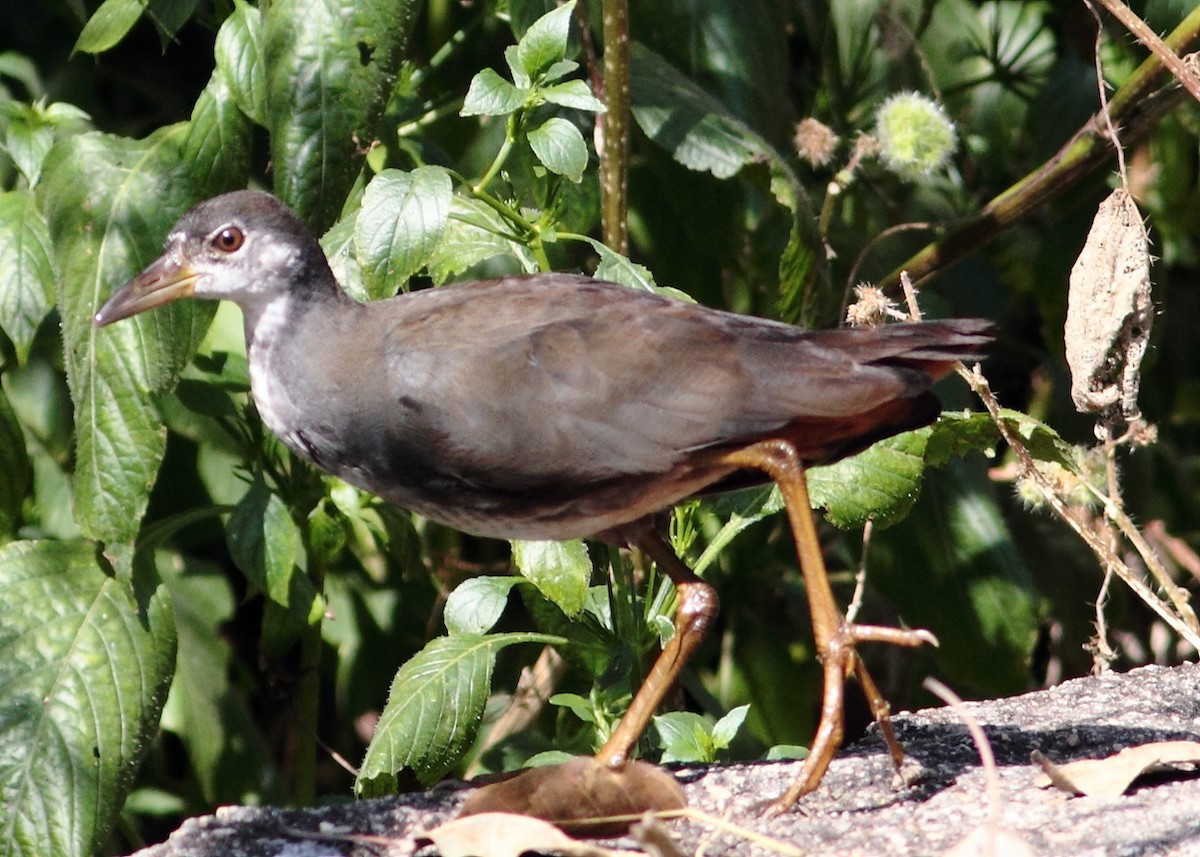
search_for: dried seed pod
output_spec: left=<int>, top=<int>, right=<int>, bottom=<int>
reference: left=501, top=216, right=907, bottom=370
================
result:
left=1064, top=189, right=1153, bottom=423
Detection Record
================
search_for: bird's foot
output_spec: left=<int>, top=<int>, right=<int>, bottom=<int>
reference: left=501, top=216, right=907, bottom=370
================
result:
left=766, top=619, right=938, bottom=815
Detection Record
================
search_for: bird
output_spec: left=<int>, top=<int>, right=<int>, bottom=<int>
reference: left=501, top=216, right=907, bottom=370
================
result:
left=95, top=189, right=991, bottom=813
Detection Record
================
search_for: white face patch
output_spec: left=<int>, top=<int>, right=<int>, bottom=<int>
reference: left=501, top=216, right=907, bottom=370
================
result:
left=190, top=227, right=303, bottom=302
left=252, top=236, right=301, bottom=288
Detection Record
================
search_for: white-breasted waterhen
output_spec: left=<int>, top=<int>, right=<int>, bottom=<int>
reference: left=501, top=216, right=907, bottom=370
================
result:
left=96, top=190, right=991, bottom=812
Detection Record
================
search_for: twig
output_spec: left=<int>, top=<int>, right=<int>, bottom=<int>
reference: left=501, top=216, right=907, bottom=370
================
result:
left=1144, top=520, right=1200, bottom=585
left=1090, top=561, right=1119, bottom=673
left=1092, top=0, right=1200, bottom=103
left=923, top=678, right=1001, bottom=827
left=960, top=365, right=1200, bottom=652
left=845, top=520, right=873, bottom=624
left=1085, top=0, right=1128, bottom=182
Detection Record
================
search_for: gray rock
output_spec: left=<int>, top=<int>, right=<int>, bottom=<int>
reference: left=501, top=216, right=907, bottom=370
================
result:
left=133, top=662, right=1200, bottom=857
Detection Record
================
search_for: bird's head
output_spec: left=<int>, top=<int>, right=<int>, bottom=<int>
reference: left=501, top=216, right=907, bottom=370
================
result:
left=94, top=190, right=329, bottom=326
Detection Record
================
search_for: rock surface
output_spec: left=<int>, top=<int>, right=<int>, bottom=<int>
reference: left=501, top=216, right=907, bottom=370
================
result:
left=133, top=662, right=1200, bottom=856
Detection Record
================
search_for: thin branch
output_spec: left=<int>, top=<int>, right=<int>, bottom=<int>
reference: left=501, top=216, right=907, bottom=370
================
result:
left=960, top=365, right=1200, bottom=652
left=1093, top=0, right=1200, bottom=103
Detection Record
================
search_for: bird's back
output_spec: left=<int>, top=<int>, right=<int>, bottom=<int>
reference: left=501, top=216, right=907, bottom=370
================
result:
left=260, top=275, right=989, bottom=539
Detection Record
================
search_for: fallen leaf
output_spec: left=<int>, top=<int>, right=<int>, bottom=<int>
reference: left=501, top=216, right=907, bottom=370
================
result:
left=1033, top=740, right=1200, bottom=798
left=420, top=812, right=631, bottom=857
left=459, top=757, right=687, bottom=837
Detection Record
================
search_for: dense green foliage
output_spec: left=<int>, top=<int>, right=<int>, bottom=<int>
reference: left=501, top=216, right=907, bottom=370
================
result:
left=3, top=1, right=1200, bottom=853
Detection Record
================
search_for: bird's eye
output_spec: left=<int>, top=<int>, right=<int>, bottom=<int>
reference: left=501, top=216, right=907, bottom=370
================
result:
left=211, top=226, right=245, bottom=253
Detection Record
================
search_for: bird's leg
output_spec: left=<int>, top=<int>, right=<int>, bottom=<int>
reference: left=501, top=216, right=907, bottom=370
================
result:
left=594, top=528, right=719, bottom=769
left=721, top=440, right=936, bottom=814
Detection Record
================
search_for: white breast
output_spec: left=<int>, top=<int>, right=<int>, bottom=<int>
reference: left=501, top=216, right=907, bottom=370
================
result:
left=246, top=294, right=302, bottom=445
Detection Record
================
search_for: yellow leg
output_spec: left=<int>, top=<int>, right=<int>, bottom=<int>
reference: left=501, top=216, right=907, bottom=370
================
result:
left=722, top=440, right=935, bottom=813
left=595, top=530, right=719, bottom=768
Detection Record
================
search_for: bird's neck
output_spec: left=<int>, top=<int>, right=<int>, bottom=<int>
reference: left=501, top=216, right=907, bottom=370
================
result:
left=244, top=292, right=303, bottom=444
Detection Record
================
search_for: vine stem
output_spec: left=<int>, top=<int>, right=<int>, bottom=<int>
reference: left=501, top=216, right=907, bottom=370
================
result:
left=474, top=114, right=518, bottom=194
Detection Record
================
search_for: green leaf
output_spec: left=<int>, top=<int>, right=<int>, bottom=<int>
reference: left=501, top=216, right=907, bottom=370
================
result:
left=183, top=73, right=252, bottom=195
left=215, top=0, right=266, bottom=126
left=72, top=0, right=144, bottom=54
left=356, top=631, right=563, bottom=792
left=694, top=485, right=784, bottom=576
left=0, top=100, right=91, bottom=188
left=583, top=238, right=696, bottom=301
left=526, top=117, right=587, bottom=181
left=0, top=100, right=90, bottom=187
left=548, top=692, right=596, bottom=725
left=42, top=103, right=91, bottom=126
left=511, top=539, right=590, bottom=617
left=522, top=749, right=577, bottom=767
left=928, top=409, right=1076, bottom=470
left=320, top=208, right=369, bottom=301
left=0, top=190, right=55, bottom=364
left=146, top=0, right=199, bottom=47
left=583, top=238, right=696, bottom=302
left=4, top=121, right=54, bottom=187
left=0, top=54, right=42, bottom=97
left=264, top=0, right=419, bottom=232
left=592, top=243, right=658, bottom=292
left=504, top=46, right=532, bottom=90
left=653, top=711, right=715, bottom=763
left=514, top=0, right=575, bottom=79
left=630, top=42, right=773, bottom=179
left=354, top=166, right=453, bottom=298
left=0, top=385, right=30, bottom=541
left=540, top=59, right=580, bottom=84
left=225, top=476, right=304, bottom=609
left=426, top=195, right=537, bottom=283
left=461, top=68, right=526, bottom=117
left=710, top=703, right=750, bottom=748
left=764, top=744, right=809, bottom=761
left=507, top=0, right=558, bottom=39
left=40, top=130, right=213, bottom=544
left=2, top=362, right=77, bottom=540
left=0, top=540, right=175, bottom=857
left=774, top=200, right=824, bottom=326
left=807, top=429, right=930, bottom=530
left=541, top=79, right=605, bottom=112
left=444, top=576, right=522, bottom=635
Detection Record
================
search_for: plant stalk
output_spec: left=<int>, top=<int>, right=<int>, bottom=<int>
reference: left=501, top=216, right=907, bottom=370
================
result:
left=599, top=0, right=631, bottom=254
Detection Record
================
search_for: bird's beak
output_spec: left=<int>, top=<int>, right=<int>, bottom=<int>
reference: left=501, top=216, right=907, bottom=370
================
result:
left=93, top=250, right=200, bottom=326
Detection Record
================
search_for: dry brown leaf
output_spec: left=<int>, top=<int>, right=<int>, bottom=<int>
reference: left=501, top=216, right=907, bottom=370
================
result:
left=1033, top=740, right=1200, bottom=798
left=459, top=757, right=686, bottom=837
left=1064, top=187, right=1153, bottom=421
left=420, top=812, right=633, bottom=857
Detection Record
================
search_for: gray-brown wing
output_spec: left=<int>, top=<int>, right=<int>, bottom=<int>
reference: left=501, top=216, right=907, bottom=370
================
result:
left=371, top=277, right=967, bottom=489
